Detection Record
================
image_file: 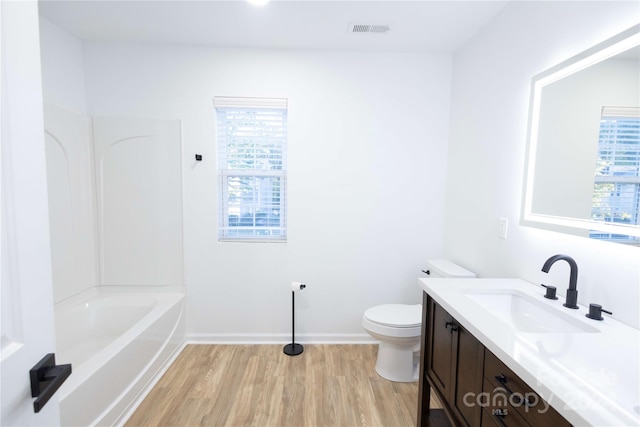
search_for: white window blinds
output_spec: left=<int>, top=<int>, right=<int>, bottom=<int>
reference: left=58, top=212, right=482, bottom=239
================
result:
left=214, top=97, right=288, bottom=241
left=591, top=106, right=640, bottom=242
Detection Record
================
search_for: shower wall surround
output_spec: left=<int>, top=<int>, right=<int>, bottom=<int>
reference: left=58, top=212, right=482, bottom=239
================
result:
left=44, top=105, right=97, bottom=302
left=93, top=117, right=183, bottom=287
left=44, top=105, right=184, bottom=302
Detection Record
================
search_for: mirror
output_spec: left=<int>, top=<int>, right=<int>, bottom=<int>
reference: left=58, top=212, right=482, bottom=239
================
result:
left=522, top=24, right=640, bottom=245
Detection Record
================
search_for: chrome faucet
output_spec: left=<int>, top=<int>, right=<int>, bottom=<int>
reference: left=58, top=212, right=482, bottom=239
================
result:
left=542, top=254, right=579, bottom=309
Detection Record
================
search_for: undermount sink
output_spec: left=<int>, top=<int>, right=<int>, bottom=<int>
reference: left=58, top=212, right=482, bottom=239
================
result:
left=465, top=290, right=599, bottom=333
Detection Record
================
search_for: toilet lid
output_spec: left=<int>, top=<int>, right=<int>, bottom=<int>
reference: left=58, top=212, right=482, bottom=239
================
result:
left=364, top=304, right=422, bottom=328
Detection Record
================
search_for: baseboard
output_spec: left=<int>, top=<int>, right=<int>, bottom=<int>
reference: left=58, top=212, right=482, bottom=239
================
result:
left=186, top=332, right=378, bottom=344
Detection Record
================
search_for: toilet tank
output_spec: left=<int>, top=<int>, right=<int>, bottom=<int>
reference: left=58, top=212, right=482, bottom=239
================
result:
left=424, top=259, right=475, bottom=278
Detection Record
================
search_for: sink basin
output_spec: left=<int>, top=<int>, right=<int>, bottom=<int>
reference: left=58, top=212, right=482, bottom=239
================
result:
left=465, top=290, right=599, bottom=333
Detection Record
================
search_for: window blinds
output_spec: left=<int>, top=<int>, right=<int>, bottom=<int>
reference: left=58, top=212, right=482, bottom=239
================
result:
left=215, top=97, right=288, bottom=241
left=591, top=107, right=640, bottom=236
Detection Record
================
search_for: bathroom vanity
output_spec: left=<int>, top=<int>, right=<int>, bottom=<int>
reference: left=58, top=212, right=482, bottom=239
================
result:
left=416, top=278, right=640, bottom=427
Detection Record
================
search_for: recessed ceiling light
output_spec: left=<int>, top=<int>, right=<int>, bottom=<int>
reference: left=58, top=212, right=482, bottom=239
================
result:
left=247, top=0, right=269, bottom=6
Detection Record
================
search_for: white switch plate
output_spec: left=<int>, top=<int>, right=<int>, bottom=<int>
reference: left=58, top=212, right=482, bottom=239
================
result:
left=498, top=218, right=508, bottom=239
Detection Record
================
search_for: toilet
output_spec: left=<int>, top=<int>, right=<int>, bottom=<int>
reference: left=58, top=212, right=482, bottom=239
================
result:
left=362, top=260, right=476, bottom=382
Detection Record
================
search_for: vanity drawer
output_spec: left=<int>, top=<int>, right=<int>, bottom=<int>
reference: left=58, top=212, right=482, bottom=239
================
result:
left=484, top=349, right=570, bottom=427
left=480, top=378, right=529, bottom=427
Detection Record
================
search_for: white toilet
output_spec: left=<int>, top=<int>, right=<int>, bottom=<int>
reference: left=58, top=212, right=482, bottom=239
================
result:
left=362, top=260, right=476, bottom=382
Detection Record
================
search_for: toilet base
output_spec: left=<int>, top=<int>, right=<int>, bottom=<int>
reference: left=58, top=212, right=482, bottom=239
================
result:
left=374, top=341, right=419, bottom=382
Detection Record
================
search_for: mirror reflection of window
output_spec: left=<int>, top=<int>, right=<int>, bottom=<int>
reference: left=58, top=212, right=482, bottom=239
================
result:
left=590, top=106, right=640, bottom=242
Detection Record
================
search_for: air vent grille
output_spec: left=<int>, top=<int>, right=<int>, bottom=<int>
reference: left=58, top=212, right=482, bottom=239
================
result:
left=348, top=23, right=390, bottom=34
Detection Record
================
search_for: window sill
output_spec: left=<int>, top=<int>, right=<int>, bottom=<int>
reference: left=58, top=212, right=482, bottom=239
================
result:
left=218, top=238, right=287, bottom=244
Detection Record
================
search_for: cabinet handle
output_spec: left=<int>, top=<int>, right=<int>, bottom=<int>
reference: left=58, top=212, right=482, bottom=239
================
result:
left=445, top=321, right=458, bottom=333
left=494, top=374, right=535, bottom=407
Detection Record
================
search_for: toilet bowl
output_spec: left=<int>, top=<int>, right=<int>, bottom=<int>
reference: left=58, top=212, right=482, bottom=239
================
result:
left=363, top=260, right=476, bottom=382
left=362, top=304, right=422, bottom=382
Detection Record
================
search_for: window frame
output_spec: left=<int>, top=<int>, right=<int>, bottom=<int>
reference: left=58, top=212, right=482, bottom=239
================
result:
left=214, top=97, right=288, bottom=242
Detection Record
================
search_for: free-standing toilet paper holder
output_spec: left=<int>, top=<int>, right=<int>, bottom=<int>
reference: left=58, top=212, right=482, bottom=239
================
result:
left=283, top=281, right=306, bottom=356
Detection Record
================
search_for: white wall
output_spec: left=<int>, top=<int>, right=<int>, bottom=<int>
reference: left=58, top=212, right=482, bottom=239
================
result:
left=81, top=44, right=452, bottom=340
left=39, top=18, right=87, bottom=114
left=445, top=1, right=640, bottom=328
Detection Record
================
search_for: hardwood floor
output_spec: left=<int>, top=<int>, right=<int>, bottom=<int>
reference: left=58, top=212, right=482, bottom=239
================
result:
left=125, top=344, right=433, bottom=427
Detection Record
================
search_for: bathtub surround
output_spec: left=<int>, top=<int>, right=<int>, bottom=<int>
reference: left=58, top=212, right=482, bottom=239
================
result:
left=93, top=116, right=183, bottom=286
left=43, top=105, right=185, bottom=300
left=42, top=104, right=187, bottom=424
left=44, top=105, right=98, bottom=302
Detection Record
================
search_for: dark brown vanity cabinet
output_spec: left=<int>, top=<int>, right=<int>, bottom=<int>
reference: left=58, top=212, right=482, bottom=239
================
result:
left=420, top=294, right=484, bottom=427
left=417, top=294, right=571, bottom=427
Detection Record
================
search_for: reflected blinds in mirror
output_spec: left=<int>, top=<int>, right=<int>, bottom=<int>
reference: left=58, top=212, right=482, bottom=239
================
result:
left=591, top=107, right=640, bottom=242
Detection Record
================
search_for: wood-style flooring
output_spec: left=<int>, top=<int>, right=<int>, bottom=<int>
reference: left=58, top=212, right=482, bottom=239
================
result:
left=125, top=344, right=436, bottom=427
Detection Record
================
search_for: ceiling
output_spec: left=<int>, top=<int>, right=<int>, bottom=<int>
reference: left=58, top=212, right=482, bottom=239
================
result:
left=38, top=0, right=510, bottom=53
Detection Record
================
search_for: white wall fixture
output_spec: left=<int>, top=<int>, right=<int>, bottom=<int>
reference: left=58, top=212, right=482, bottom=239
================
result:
left=93, top=117, right=184, bottom=286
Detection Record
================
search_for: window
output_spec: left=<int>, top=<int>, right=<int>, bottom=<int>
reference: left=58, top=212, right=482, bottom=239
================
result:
left=215, top=97, right=287, bottom=241
left=591, top=107, right=640, bottom=242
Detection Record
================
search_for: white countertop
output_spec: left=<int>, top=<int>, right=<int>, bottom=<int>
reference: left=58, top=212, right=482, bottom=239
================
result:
left=418, top=277, right=640, bottom=427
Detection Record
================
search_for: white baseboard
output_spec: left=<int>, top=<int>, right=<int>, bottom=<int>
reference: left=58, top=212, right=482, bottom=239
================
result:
left=186, top=332, right=378, bottom=345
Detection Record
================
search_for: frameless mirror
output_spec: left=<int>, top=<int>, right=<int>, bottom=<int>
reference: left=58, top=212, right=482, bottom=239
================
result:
left=522, top=25, right=640, bottom=245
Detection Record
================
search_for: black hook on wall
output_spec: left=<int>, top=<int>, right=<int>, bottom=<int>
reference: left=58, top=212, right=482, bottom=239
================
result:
left=195, top=154, right=203, bottom=161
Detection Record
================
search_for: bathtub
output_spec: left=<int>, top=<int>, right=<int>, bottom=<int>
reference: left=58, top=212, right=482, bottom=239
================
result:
left=54, top=286, right=185, bottom=426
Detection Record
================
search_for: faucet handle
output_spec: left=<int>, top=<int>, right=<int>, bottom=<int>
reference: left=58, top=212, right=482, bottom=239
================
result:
left=586, top=303, right=612, bottom=321
left=541, top=284, right=558, bottom=300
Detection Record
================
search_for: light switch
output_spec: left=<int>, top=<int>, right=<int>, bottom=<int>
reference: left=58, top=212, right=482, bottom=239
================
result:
left=498, top=218, right=508, bottom=239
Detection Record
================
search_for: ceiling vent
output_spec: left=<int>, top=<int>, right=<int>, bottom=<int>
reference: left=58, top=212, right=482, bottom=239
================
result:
left=348, top=23, right=390, bottom=34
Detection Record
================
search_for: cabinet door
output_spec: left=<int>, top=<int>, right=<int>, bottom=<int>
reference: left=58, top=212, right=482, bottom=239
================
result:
left=451, top=325, right=485, bottom=427
left=427, top=300, right=454, bottom=399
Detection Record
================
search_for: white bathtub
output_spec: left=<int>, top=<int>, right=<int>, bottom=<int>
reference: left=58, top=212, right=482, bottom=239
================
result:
left=55, top=286, right=185, bottom=426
